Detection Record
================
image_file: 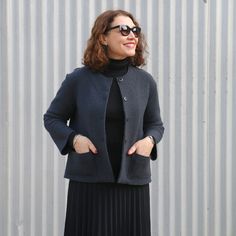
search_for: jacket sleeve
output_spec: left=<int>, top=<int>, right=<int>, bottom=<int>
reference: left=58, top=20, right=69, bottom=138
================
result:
left=43, top=74, right=76, bottom=155
left=143, top=79, right=164, bottom=160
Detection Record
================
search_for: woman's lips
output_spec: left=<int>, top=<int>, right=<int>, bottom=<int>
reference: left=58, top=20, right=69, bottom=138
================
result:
left=123, top=42, right=136, bottom=48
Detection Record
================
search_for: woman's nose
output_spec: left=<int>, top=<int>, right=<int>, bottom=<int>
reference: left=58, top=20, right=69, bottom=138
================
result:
left=127, top=31, right=136, bottom=38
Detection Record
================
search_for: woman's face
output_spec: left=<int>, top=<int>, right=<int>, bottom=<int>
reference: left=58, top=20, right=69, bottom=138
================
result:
left=103, top=15, right=139, bottom=60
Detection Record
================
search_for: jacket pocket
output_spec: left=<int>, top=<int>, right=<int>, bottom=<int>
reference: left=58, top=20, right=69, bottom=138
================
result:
left=128, top=153, right=151, bottom=178
left=65, top=151, right=96, bottom=176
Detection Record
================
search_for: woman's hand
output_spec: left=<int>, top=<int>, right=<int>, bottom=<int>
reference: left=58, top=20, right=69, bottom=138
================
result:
left=73, top=135, right=98, bottom=154
left=127, top=137, right=154, bottom=157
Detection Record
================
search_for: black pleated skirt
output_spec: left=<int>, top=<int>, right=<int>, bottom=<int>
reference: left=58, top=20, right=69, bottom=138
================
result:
left=64, top=181, right=151, bottom=236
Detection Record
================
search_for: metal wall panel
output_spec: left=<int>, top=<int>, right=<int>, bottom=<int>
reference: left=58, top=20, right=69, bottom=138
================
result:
left=1, top=0, right=235, bottom=235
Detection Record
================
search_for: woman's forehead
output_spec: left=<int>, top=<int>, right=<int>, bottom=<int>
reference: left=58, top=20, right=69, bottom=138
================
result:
left=111, top=15, right=135, bottom=27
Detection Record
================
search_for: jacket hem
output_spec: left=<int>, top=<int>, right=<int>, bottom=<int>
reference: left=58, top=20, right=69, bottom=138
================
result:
left=64, top=175, right=115, bottom=183
left=64, top=175, right=152, bottom=185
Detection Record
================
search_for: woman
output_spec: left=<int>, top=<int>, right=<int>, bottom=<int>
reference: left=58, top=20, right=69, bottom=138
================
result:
left=44, top=9, right=164, bottom=236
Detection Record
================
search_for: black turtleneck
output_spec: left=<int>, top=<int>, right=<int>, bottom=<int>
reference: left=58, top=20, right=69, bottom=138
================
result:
left=102, top=58, right=129, bottom=77
left=103, top=58, right=129, bottom=180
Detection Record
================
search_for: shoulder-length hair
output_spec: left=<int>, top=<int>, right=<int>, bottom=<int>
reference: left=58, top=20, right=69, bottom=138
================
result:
left=83, top=10, right=148, bottom=72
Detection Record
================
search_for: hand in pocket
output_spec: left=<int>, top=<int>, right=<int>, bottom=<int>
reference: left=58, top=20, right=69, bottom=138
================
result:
left=73, top=135, right=98, bottom=154
left=127, top=137, right=154, bottom=157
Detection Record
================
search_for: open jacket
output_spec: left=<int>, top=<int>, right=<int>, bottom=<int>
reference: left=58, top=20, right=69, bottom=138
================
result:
left=44, top=65, right=164, bottom=185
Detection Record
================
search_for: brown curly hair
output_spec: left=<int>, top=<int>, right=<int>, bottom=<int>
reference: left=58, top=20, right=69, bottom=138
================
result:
left=83, top=10, right=147, bottom=71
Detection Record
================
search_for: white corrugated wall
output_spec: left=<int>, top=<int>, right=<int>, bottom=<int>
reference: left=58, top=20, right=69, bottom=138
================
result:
left=1, top=0, right=236, bottom=235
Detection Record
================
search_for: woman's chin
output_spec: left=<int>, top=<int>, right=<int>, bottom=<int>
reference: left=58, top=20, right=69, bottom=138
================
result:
left=124, top=51, right=136, bottom=57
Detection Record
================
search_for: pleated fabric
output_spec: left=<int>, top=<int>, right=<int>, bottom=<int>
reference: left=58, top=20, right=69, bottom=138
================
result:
left=64, top=181, right=151, bottom=236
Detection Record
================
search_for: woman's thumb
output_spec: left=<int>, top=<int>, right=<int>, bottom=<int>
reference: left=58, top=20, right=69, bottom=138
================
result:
left=128, top=145, right=136, bottom=155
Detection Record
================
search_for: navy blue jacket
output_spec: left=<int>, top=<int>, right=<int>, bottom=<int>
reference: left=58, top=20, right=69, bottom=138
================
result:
left=44, top=65, right=164, bottom=185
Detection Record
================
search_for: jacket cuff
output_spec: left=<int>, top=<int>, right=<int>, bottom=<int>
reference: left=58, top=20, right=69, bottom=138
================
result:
left=67, top=131, right=77, bottom=150
left=59, top=129, right=77, bottom=155
left=150, top=144, right=157, bottom=161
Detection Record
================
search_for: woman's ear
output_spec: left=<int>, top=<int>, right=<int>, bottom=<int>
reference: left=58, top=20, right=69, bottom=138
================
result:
left=99, top=34, right=108, bottom=46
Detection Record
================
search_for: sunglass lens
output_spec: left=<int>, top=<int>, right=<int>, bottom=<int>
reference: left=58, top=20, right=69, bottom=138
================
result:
left=120, top=25, right=130, bottom=36
left=120, top=25, right=141, bottom=37
left=133, top=27, right=141, bottom=37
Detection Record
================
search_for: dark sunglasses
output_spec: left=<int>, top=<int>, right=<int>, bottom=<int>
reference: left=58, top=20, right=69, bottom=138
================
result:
left=105, top=24, right=141, bottom=37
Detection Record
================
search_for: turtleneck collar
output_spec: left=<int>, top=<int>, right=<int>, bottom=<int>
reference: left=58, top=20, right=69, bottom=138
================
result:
left=102, top=57, right=130, bottom=77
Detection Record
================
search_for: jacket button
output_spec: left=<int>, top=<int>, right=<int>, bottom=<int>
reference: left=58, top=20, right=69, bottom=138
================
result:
left=123, top=96, right=127, bottom=101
